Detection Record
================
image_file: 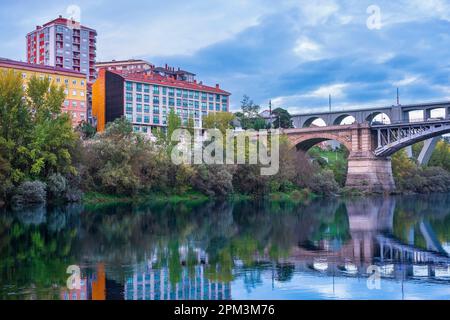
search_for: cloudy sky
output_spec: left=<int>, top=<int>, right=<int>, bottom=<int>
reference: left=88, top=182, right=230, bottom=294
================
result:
left=1, top=0, right=450, bottom=113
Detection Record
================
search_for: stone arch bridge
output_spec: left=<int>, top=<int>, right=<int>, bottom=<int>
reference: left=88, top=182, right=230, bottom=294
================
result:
left=282, top=118, right=450, bottom=193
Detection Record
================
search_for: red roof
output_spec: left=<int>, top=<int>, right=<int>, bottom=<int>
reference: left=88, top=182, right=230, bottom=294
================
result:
left=0, top=57, right=86, bottom=77
left=112, top=70, right=231, bottom=95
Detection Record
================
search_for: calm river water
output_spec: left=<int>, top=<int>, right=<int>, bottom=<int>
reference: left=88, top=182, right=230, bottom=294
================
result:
left=1, top=194, right=450, bottom=300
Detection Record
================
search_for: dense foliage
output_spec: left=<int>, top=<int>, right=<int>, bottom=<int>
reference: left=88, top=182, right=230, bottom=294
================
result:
left=0, top=71, right=78, bottom=207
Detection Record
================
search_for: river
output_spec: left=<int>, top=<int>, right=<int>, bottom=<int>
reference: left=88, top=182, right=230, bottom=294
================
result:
left=1, top=193, right=450, bottom=300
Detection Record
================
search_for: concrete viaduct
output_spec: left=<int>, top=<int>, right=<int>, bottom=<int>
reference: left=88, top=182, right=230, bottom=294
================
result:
left=279, top=101, right=450, bottom=193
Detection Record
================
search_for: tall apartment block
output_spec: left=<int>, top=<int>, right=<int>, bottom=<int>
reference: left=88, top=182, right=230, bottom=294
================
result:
left=0, top=58, right=88, bottom=125
left=26, top=16, right=97, bottom=123
left=92, top=64, right=231, bottom=133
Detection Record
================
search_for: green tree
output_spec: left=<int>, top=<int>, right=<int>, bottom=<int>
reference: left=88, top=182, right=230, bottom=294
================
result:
left=26, top=76, right=78, bottom=179
left=202, top=112, right=235, bottom=135
left=271, top=107, right=293, bottom=129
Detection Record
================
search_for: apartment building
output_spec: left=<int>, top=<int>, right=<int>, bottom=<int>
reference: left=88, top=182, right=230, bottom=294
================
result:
left=92, top=67, right=231, bottom=133
left=0, top=57, right=88, bottom=125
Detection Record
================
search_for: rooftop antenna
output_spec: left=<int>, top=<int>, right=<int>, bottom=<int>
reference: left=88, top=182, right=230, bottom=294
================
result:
left=329, top=94, right=332, bottom=112
left=397, top=87, right=400, bottom=106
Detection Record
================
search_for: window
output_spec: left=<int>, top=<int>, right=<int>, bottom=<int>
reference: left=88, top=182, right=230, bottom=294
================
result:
left=202, top=102, right=207, bottom=110
left=153, top=106, right=159, bottom=114
left=209, top=103, right=214, bottom=110
left=222, top=105, right=227, bottom=111
left=126, top=82, right=133, bottom=91
left=169, top=97, right=175, bottom=106
left=144, top=115, right=150, bottom=124
left=188, top=91, right=193, bottom=99
left=136, top=94, right=142, bottom=102
left=72, top=80, right=77, bottom=85
left=136, top=104, right=142, bottom=113
left=126, top=103, right=133, bottom=114
left=201, top=92, right=207, bottom=100
left=194, top=101, right=199, bottom=109
left=168, top=87, right=174, bottom=96
left=153, top=115, right=160, bottom=124
left=126, top=114, right=132, bottom=121
left=144, top=104, right=150, bottom=113
left=136, top=115, right=142, bottom=123
left=56, top=77, right=61, bottom=83
left=183, top=90, right=188, bottom=98
left=153, top=96, right=159, bottom=104
left=144, top=95, right=150, bottom=103
left=136, top=83, right=142, bottom=92
left=73, top=101, right=78, bottom=107
left=22, top=73, right=27, bottom=79
left=143, top=84, right=150, bottom=93
left=72, top=90, right=77, bottom=96
left=126, top=92, right=133, bottom=102
left=176, top=89, right=182, bottom=97
left=80, top=91, right=85, bottom=97
left=176, top=99, right=181, bottom=107
left=65, top=79, right=69, bottom=85
left=162, top=87, right=167, bottom=95
left=64, top=100, right=69, bottom=107
left=81, top=80, right=85, bottom=86
left=153, top=85, right=159, bottom=94
left=162, top=97, right=167, bottom=105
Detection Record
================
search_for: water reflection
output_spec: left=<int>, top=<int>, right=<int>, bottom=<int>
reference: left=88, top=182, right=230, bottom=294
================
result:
left=1, top=194, right=450, bottom=300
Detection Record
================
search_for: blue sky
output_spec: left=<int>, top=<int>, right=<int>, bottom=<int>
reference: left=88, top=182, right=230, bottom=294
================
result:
left=1, top=0, right=450, bottom=113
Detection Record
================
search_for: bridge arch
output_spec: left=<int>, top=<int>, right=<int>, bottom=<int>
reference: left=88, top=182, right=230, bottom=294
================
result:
left=302, top=116, right=327, bottom=128
left=290, top=132, right=352, bottom=152
left=332, top=114, right=356, bottom=126
left=365, top=112, right=391, bottom=124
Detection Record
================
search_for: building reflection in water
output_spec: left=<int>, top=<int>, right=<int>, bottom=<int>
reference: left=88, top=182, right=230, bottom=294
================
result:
left=124, top=264, right=231, bottom=300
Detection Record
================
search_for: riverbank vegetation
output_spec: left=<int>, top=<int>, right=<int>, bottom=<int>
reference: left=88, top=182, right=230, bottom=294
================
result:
left=1, top=72, right=450, bottom=209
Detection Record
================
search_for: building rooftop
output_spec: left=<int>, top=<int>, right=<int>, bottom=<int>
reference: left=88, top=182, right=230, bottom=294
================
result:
left=0, top=57, right=86, bottom=77
left=96, top=59, right=153, bottom=66
left=28, top=16, right=97, bottom=35
left=113, top=70, right=230, bottom=95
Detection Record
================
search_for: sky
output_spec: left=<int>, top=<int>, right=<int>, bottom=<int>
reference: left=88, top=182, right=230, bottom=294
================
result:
left=1, top=0, right=450, bottom=113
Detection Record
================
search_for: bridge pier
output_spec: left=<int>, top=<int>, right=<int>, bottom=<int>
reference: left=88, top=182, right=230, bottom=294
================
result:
left=346, top=155, right=395, bottom=193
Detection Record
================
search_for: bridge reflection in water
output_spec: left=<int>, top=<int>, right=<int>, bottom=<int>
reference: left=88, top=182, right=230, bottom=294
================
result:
left=250, top=196, right=450, bottom=285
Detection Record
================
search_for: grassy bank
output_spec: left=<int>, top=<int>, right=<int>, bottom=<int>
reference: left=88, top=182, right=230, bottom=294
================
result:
left=83, top=191, right=210, bottom=208
left=83, top=188, right=318, bottom=208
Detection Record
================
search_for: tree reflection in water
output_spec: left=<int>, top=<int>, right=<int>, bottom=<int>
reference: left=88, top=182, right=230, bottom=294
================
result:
left=0, top=193, right=450, bottom=299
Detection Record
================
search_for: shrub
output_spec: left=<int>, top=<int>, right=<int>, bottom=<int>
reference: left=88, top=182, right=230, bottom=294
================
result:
left=47, top=173, right=68, bottom=200
left=192, top=164, right=233, bottom=197
left=11, top=180, right=47, bottom=207
left=307, top=170, right=339, bottom=195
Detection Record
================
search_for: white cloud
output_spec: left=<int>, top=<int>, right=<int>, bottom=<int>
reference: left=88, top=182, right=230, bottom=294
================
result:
left=97, top=1, right=270, bottom=60
left=293, top=36, right=323, bottom=61
left=304, top=83, right=349, bottom=99
left=392, top=76, right=421, bottom=86
left=297, top=0, right=340, bottom=25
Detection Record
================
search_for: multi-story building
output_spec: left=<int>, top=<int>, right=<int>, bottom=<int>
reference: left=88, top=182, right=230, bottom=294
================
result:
left=26, top=15, right=97, bottom=82
left=0, top=57, right=88, bottom=125
left=92, top=67, right=231, bottom=133
left=26, top=16, right=97, bottom=123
